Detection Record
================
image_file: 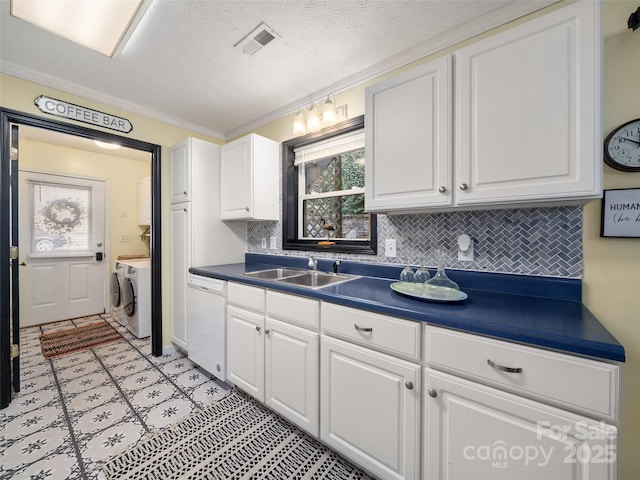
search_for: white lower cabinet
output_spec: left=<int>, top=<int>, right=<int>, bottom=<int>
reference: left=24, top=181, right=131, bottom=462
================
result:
left=265, top=317, right=319, bottom=436
left=320, top=335, right=421, bottom=480
left=226, top=284, right=320, bottom=437
left=424, top=368, right=618, bottom=480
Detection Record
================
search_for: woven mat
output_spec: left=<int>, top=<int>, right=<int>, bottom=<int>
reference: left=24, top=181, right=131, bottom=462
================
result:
left=39, top=320, right=123, bottom=359
left=102, top=390, right=372, bottom=480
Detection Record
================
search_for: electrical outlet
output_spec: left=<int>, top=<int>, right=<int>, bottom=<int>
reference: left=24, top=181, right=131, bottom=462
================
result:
left=457, top=234, right=474, bottom=261
left=120, top=234, right=130, bottom=243
left=260, top=237, right=267, bottom=249
left=385, top=239, right=397, bottom=258
left=269, top=236, right=277, bottom=250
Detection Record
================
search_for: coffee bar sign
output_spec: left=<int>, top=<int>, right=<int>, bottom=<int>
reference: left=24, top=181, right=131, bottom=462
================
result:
left=35, top=95, right=133, bottom=133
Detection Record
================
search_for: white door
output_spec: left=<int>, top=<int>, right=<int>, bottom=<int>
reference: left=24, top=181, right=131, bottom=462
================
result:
left=320, top=335, right=421, bottom=480
left=365, top=55, right=453, bottom=212
left=226, top=305, right=264, bottom=401
left=18, top=171, right=107, bottom=326
left=220, top=136, right=251, bottom=219
left=265, top=317, right=319, bottom=436
left=424, top=368, right=618, bottom=480
left=170, top=202, right=190, bottom=350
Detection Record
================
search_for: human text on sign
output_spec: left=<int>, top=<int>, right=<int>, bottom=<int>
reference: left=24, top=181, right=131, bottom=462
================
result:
left=34, top=96, right=133, bottom=133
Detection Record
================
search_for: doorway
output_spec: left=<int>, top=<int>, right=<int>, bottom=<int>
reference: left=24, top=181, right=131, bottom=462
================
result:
left=0, top=108, right=163, bottom=409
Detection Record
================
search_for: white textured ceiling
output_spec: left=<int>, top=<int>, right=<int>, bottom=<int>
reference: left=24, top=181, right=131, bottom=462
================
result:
left=1, top=0, right=559, bottom=140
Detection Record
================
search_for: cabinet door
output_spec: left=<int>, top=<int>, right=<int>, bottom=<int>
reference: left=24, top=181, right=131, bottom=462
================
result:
left=227, top=305, right=265, bottom=402
left=365, top=55, right=452, bottom=212
left=170, top=203, right=191, bottom=350
left=321, top=335, right=421, bottom=480
left=221, top=136, right=251, bottom=219
left=265, top=317, right=319, bottom=437
left=170, top=140, right=191, bottom=204
left=455, top=1, right=600, bottom=206
left=138, top=176, right=151, bottom=226
left=424, top=368, right=617, bottom=480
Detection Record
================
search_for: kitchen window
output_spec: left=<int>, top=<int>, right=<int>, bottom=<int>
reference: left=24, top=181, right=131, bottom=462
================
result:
left=282, top=115, right=377, bottom=254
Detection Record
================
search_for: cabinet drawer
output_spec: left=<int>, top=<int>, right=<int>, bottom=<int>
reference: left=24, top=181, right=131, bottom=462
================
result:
left=321, top=303, right=420, bottom=360
left=267, top=291, right=319, bottom=329
left=425, top=326, right=619, bottom=421
left=227, top=282, right=265, bottom=313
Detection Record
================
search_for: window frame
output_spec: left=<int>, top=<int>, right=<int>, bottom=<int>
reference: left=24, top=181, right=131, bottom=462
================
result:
left=282, top=115, right=377, bottom=255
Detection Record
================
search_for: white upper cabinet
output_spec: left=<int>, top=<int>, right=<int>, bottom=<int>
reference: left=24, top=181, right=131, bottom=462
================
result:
left=365, top=55, right=452, bottom=212
left=364, top=0, right=601, bottom=213
left=170, top=140, right=191, bottom=204
left=220, top=133, right=279, bottom=220
left=137, top=176, right=151, bottom=226
left=455, top=0, right=601, bottom=206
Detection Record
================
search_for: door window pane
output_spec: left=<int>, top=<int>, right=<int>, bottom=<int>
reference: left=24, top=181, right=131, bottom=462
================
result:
left=30, top=182, right=91, bottom=253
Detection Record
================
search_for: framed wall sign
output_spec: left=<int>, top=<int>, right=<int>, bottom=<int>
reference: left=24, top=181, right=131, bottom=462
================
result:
left=601, top=188, right=640, bottom=238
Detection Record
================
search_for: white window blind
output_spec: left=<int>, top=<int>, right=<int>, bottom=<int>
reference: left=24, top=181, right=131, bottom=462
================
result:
left=294, top=130, right=365, bottom=166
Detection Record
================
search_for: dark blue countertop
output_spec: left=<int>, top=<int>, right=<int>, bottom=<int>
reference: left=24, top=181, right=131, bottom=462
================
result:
left=190, top=254, right=625, bottom=363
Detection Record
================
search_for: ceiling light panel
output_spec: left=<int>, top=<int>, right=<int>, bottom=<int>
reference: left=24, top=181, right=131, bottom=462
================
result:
left=10, top=0, right=143, bottom=57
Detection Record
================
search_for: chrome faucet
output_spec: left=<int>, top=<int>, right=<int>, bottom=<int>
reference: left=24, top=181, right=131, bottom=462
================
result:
left=308, top=255, right=318, bottom=271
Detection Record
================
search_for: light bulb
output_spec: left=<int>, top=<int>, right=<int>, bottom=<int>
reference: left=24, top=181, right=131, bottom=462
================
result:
left=307, top=103, right=321, bottom=132
left=321, top=95, right=336, bottom=128
left=292, top=108, right=306, bottom=136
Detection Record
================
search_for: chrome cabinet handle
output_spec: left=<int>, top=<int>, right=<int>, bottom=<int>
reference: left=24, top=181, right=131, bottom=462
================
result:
left=265, top=329, right=270, bottom=335
left=459, top=183, right=468, bottom=191
left=255, top=326, right=261, bottom=332
left=428, top=388, right=438, bottom=398
left=438, top=186, right=447, bottom=193
left=245, top=206, right=250, bottom=212
left=405, top=381, right=414, bottom=390
left=354, top=323, right=372, bottom=333
left=487, top=359, right=523, bottom=373
left=183, top=191, right=187, bottom=195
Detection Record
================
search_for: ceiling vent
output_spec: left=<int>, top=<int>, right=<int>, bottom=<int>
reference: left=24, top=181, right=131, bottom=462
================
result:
left=235, top=22, right=279, bottom=55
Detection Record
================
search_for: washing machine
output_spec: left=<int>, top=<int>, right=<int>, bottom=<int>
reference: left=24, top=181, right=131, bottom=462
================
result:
left=111, top=261, right=127, bottom=326
left=121, top=259, right=151, bottom=338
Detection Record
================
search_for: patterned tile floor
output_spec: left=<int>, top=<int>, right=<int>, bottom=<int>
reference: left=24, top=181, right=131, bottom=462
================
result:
left=0, top=313, right=232, bottom=480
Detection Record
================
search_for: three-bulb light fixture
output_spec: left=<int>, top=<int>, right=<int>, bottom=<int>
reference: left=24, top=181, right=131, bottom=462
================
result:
left=292, top=95, right=343, bottom=137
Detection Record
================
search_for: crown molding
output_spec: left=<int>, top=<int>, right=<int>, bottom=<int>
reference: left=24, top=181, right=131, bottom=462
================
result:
left=225, top=0, right=559, bottom=140
left=0, top=60, right=225, bottom=140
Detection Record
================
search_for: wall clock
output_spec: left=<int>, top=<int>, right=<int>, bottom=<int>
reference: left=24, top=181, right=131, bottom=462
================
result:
left=603, top=118, right=640, bottom=172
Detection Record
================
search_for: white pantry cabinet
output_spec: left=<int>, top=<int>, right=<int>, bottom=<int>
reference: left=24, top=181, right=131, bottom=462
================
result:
left=321, top=335, right=421, bottom=480
left=226, top=284, right=320, bottom=436
left=364, top=0, right=601, bottom=213
left=220, top=133, right=279, bottom=220
left=454, top=0, right=601, bottom=207
left=365, top=55, right=452, bottom=212
left=170, top=203, right=190, bottom=350
left=137, top=176, right=151, bottom=226
left=170, top=138, right=246, bottom=351
left=424, top=368, right=617, bottom=480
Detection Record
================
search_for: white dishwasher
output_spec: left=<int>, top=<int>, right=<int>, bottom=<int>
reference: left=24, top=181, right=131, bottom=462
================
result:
left=186, top=274, right=228, bottom=381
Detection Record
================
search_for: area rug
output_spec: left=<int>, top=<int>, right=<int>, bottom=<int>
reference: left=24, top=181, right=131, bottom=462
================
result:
left=102, top=389, right=373, bottom=480
left=39, top=320, right=124, bottom=359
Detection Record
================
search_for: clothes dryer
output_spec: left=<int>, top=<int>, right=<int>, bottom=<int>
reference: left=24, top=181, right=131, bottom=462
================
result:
left=121, top=259, right=151, bottom=338
left=111, top=261, right=127, bottom=326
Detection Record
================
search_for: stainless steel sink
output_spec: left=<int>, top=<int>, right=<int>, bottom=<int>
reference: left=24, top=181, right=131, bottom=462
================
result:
left=243, top=268, right=305, bottom=280
left=276, top=271, right=356, bottom=289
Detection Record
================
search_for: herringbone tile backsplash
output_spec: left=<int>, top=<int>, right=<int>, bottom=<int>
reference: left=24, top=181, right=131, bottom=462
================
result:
left=247, top=206, right=583, bottom=278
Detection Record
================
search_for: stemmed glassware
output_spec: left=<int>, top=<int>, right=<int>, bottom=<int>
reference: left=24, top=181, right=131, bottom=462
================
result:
left=399, top=264, right=415, bottom=283
left=414, top=261, right=430, bottom=283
